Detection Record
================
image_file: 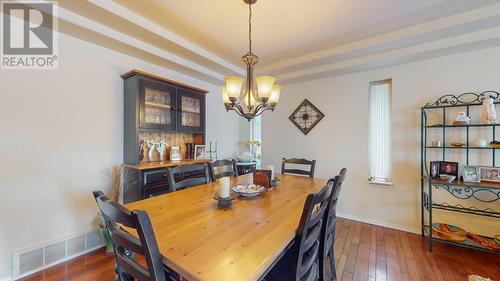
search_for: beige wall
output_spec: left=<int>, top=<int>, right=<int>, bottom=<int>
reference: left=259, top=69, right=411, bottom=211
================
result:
left=0, top=33, right=240, bottom=279
left=262, top=46, right=500, bottom=234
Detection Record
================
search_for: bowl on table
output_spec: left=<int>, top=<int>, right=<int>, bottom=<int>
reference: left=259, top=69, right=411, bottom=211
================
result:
left=232, top=183, right=265, bottom=197
left=439, top=174, right=456, bottom=182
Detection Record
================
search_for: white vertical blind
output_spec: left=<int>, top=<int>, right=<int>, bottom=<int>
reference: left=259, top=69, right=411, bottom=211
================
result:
left=369, top=80, right=392, bottom=183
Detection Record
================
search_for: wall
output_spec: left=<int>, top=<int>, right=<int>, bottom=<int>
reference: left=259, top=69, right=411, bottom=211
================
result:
left=262, top=46, right=500, bottom=234
left=0, top=32, right=240, bottom=279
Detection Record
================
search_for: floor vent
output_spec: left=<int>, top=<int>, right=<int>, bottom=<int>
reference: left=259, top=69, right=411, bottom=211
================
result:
left=12, top=229, right=104, bottom=280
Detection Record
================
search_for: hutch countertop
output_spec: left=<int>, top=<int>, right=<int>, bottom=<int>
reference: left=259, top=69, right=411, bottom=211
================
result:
left=125, top=159, right=212, bottom=171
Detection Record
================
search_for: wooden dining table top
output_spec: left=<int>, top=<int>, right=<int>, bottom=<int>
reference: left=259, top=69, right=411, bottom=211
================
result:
left=125, top=173, right=328, bottom=281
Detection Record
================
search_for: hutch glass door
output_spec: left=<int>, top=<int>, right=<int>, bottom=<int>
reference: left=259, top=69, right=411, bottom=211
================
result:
left=139, top=80, right=176, bottom=130
left=177, top=89, right=205, bottom=132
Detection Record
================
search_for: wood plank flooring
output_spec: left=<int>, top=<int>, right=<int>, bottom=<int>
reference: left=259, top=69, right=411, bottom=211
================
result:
left=21, top=218, right=500, bottom=281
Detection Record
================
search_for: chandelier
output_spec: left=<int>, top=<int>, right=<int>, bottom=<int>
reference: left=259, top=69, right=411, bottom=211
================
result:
left=221, top=0, right=282, bottom=121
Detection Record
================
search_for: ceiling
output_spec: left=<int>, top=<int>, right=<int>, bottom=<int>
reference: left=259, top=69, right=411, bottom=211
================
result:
left=54, top=0, right=500, bottom=84
left=142, top=0, right=448, bottom=57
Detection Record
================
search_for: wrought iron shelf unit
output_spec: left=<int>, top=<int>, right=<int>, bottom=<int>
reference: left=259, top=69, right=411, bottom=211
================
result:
left=421, top=91, right=500, bottom=254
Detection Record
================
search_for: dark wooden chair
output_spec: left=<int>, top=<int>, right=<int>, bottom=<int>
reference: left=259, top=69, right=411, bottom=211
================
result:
left=281, top=158, right=316, bottom=178
left=93, top=190, right=122, bottom=279
left=208, top=159, right=238, bottom=181
left=167, top=163, right=210, bottom=192
left=94, top=192, right=169, bottom=281
left=319, top=168, right=347, bottom=281
left=265, top=183, right=332, bottom=281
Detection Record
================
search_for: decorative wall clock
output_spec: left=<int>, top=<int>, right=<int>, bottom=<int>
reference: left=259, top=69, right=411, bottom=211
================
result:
left=289, top=99, right=325, bottom=135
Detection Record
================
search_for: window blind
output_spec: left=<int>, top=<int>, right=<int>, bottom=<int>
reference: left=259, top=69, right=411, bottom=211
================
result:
left=369, top=79, right=392, bottom=184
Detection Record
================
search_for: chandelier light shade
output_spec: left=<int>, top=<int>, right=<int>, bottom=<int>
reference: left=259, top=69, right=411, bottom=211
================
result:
left=222, top=0, right=282, bottom=121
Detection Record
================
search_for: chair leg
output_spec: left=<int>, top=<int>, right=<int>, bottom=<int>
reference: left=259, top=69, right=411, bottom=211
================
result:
left=329, top=248, right=336, bottom=281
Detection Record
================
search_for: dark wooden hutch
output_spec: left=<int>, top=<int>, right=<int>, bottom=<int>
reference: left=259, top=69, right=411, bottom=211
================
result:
left=122, top=70, right=210, bottom=203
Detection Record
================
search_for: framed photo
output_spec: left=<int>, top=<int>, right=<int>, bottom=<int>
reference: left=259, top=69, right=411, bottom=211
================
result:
left=429, top=161, right=440, bottom=179
left=439, top=161, right=458, bottom=178
left=479, top=166, right=500, bottom=182
left=194, top=145, right=206, bottom=159
left=170, top=146, right=181, bottom=161
left=462, top=165, right=480, bottom=182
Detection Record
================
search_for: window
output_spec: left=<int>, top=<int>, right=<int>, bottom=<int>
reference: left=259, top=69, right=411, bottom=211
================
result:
left=368, top=79, right=392, bottom=185
left=250, top=115, right=261, bottom=167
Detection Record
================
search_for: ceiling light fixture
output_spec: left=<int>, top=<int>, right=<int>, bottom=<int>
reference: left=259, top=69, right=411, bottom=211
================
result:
left=222, top=0, right=282, bottom=121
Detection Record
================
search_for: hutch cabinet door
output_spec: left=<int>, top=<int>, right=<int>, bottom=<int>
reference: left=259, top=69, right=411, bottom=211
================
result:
left=139, top=79, right=177, bottom=130
left=176, top=89, right=205, bottom=132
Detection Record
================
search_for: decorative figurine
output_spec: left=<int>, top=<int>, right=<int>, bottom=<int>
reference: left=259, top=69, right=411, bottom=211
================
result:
left=147, top=140, right=156, bottom=161
left=481, top=96, right=497, bottom=124
left=453, top=111, right=471, bottom=125
left=157, top=139, right=167, bottom=161
left=138, top=140, right=145, bottom=161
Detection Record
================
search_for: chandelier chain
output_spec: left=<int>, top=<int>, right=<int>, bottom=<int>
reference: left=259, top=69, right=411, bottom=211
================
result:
left=248, top=1, right=252, bottom=53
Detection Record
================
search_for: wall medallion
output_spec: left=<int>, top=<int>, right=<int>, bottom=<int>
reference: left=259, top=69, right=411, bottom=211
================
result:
left=289, top=99, right=325, bottom=135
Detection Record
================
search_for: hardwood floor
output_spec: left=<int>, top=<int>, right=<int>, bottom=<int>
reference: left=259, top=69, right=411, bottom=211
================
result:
left=21, top=218, right=500, bottom=281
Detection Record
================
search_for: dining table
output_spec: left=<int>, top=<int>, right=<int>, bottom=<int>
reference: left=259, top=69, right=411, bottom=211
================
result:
left=125, top=173, right=328, bottom=281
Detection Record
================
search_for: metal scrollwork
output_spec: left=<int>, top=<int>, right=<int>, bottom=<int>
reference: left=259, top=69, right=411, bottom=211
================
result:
left=433, top=184, right=500, bottom=203
left=423, top=91, right=500, bottom=108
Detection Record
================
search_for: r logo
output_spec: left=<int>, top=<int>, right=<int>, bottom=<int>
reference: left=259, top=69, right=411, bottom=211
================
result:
left=2, top=2, right=53, bottom=54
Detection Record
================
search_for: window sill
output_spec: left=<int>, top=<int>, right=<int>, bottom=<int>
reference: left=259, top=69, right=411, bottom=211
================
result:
left=368, top=180, right=393, bottom=187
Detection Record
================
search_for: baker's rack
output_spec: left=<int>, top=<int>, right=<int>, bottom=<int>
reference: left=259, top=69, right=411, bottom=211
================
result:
left=421, top=91, right=500, bottom=254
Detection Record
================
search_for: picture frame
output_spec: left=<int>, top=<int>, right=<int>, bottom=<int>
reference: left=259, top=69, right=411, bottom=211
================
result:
left=170, top=146, right=181, bottom=161
left=429, top=161, right=440, bottom=179
left=194, top=145, right=207, bottom=159
left=479, top=166, right=500, bottom=182
left=439, top=161, right=458, bottom=178
left=462, top=165, right=480, bottom=183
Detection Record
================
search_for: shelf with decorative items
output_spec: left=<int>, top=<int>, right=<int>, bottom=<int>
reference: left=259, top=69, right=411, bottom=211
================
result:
left=421, top=91, right=500, bottom=254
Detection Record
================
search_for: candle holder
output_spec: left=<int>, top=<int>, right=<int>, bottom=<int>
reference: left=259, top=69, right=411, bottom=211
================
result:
left=213, top=193, right=239, bottom=209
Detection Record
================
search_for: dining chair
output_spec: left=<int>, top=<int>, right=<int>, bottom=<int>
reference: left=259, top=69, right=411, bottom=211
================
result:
left=94, top=193, right=170, bottom=281
left=167, top=163, right=210, bottom=192
left=265, top=183, right=332, bottom=281
left=92, top=191, right=122, bottom=279
left=319, top=168, right=347, bottom=281
left=281, top=157, right=316, bottom=178
left=208, top=159, right=238, bottom=181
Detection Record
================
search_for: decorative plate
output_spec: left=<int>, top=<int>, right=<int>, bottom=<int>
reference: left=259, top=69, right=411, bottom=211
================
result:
left=467, top=233, right=500, bottom=252
left=432, top=223, right=466, bottom=242
left=289, top=99, right=325, bottom=135
left=231, top=184, right=265, bottom=197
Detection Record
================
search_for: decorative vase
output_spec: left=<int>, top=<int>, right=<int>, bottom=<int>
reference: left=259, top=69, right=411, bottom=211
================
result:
left=100, top=225, right=114, bottom=255
left=481, top=97, right=497, bottom=124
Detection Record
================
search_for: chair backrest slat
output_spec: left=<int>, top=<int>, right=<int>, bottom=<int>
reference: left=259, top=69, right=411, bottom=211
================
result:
left=281, top=158, right=316, bottom=178
left=209, top=159, right=238, bottom=181
left=94, top=193, right=166, bottom=281
left=167, top=163, right=210, bottom=191
left=292, top=183, right=332, bottom=281
left=319, top=168, right=347, bottom=281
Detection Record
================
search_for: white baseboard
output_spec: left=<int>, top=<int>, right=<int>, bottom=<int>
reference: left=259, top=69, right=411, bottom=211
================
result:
left=1, top=276, right=12, bottom=281
left=337, top=212, right=420, bottom=235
